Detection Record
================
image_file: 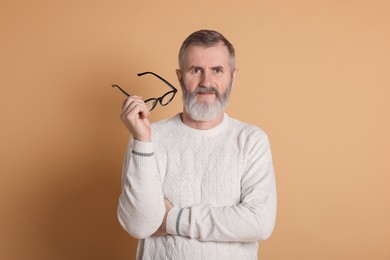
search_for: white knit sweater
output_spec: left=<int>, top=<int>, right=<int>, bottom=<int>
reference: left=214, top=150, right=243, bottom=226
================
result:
left=118, top=113, right=277, bottom=260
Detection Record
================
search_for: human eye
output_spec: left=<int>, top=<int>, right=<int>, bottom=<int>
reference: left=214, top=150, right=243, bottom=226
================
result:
left=190, top=67, right=202, bottom=74
left=213, top=67, right=223, bottom=74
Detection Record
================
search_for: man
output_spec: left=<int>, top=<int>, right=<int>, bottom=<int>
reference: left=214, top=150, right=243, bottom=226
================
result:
left=117, top=30, right=277, bottom=259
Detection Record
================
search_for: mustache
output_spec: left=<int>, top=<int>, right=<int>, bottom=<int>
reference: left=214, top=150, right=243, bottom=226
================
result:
left=195, top=86, right=219, bottom=96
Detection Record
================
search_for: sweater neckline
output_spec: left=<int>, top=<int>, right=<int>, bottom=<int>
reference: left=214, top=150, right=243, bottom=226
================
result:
left=173, top=113, right=229, bottom=136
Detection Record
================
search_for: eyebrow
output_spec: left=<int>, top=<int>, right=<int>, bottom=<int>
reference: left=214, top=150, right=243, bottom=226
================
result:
left=211, top=66, right=224, bottom=71
left=187, top=65, right=225, bottom=71
left=187, top=65, right=202, bottom=71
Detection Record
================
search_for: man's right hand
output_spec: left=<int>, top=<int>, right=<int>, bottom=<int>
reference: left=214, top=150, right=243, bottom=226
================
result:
left=153, top=199, right=173, bottom=237
left=121, top=95, right=151, bottom=142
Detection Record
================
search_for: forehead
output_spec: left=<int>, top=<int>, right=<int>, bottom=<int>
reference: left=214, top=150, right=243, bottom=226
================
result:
left=184, top=42, right=230, bottom=67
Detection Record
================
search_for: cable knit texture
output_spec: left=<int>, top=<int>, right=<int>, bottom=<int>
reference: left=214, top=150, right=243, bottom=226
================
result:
left=117, top=113, right=277, bottom=260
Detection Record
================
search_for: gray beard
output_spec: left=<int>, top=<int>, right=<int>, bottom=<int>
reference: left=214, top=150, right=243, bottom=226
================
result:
left=182, top=84, right=232, bottom=122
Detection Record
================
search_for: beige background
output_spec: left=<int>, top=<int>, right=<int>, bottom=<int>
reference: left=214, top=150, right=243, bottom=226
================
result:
left=1, top=0, right=389, bottom=259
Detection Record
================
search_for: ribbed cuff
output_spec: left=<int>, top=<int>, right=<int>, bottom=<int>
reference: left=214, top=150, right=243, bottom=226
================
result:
left=166, top=207, right=189, bottom=237
left=131, top=139, right=154, bottom=164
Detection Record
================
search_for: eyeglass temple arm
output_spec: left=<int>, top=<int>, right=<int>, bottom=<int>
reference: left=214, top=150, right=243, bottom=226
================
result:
left=112, top=84, right=130, bottom=97
left=137, top=72, right=177, bottom=92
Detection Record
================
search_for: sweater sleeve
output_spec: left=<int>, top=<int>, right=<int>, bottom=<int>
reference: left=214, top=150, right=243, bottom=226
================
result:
left=117, top=138, right=166, bottom=239
left=166, top=131, right=277, bottom=242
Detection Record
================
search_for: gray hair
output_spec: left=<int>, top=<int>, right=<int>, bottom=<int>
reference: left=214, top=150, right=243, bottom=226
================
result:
left=178, top=30, right=236, bottom=72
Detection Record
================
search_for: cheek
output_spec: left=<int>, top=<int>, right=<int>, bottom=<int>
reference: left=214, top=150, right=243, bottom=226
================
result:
left=220, top=77, right=233, bottom=90
left=183, top=77, right=199, bottom=92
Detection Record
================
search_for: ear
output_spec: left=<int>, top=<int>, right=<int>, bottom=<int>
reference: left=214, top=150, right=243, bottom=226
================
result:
left=231, top=68, right=238, bottom=85
left=176, top=69, right=184, bottom=89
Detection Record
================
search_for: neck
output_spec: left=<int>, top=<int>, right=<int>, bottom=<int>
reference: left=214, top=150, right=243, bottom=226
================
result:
left=181, top=111, right=224, bottom=130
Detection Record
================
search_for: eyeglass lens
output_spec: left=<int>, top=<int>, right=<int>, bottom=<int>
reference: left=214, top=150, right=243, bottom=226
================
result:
left=145, top=99, right=157, bottom=111
left=145, top=91, right=176, bottom=111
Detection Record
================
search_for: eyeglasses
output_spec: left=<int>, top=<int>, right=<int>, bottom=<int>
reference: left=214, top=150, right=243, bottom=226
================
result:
left=112, top=71, right=178, bottom=111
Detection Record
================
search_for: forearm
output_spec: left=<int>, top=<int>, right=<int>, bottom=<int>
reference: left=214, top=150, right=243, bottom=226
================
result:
left=117, top=139, right=165, bottom=239
left=166, top=130, right=277, bottom=242
left=166, top=190, right=276, bottom=242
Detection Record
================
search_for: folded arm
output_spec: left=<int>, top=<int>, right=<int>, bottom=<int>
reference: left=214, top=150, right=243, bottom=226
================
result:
left=165, top=132, right=277, bottom=242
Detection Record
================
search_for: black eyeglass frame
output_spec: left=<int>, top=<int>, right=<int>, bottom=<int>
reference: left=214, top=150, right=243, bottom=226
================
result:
left=112, top=71, right=178, bottom=111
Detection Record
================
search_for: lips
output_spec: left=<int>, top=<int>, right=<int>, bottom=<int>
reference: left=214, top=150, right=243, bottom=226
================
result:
left=198, top=91, right=215, bottom=95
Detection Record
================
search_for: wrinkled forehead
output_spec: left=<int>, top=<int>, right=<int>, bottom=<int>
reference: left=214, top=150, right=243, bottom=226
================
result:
left=183, top=42, right=232, bottom=68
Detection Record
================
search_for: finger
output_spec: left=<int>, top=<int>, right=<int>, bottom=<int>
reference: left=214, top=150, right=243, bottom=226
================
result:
left=122, top=97, right=148, bottom=115
left=122, top=95, right=143, bottom=109
left=127, top=104, right=150, bottom=120
left=123, top=98, right=148, bottom=114
left=121, top=99, right=150, bottom=120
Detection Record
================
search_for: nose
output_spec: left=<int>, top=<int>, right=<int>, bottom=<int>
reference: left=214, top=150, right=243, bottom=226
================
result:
left=199, top=70, right=212, bottom=88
